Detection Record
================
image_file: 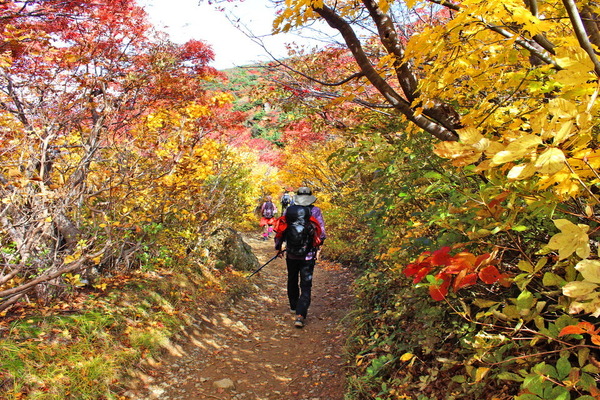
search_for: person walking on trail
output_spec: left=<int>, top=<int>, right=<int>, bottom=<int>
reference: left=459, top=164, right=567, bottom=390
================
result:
left=274, top=187, right=326, bottom=328
left=259, top=196, right=277, bottom=241
left=280, top=190, right=293, bottom=215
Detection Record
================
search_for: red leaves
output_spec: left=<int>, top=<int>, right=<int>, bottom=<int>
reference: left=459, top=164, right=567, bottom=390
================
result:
left=429, top=273, right=451, bottom=301
left=403, top=246, right=510, bottom=301
left=559, top=322, right=600, bottom=345
left=478, top=265, right=502, bottom=284
left=453, top=272, right=478, bottom=291
left=179, top=39, right=216, bottom=72
left=403, top=262, right=432, bottom=284
left=431, top=246, right=452, bottom=266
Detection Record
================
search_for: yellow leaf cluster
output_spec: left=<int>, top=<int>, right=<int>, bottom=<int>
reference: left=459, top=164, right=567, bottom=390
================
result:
left=211, top=92, right=234, bottom=107
left=146, top=110, right=175, bottom=131
left=183, top=103, right=210, bottom=119
left=399, top=0, right=600, bottom=200
left=546, top=219, right=590, bottom=260
left=274, top=0, right=360, bottom=33
left=562, top=260, right=600, bottom=317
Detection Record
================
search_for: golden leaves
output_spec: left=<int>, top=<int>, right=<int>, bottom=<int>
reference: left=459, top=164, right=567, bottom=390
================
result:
left=403, top=0, right=417, bottom=9
left=282, top=0, right=599, bottom=202
left=562, top=260, right=600, bottom=317
left=506, top=163, right=536, bottom=180
left=457, top=127, right=483, bottom=145
left=210, top=92, right=234, bottom=107
left=554, top=46, right=596, bottom=90
left=433, top=140, right=481, bottom=166
left=490, top=135, right=542, bottom=166
left=533, top=148, right=566, bottom=175
left=391, top=0, right=600, bottom=200
left=547, top=98, right=579, bottom=119
left=433, top=127, right=494, bottom=166
left=63, top=273, right=86, bottom=287
left=436, top=115, right=595, bottom=198
left=184, top=103, right=210, bottom=119
left=546, top=219, right=590, bottom=260
left=273, top=0, right=322, bottom=33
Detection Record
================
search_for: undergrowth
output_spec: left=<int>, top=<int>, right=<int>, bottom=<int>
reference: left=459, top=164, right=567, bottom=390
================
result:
left=344, top=265, right=516, bottom=400
left=0, top=260, right=254, bottom=399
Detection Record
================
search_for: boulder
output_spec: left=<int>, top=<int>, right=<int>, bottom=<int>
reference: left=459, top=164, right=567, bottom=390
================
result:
left=203, top=227, right=259, bottom=271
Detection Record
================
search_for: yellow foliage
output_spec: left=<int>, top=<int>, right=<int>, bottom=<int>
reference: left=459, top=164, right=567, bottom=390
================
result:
left=278, top=138, right=344, bottom=210
left=533, top=148, right=566, bottom=175
left=562, top=259, right=600, bottom=317
left=489, top=135, right=542, bottom=167
left=183, top=103, right=210, bottom=119
left=433, top=141, right=481, bottom=167
left=382, top=1, right=600, bottom=199
left=546, top=219, right=590, bottom=260
left=211, top=92, right=235, bottom=107
left=146, top=110, right=177, bottom=131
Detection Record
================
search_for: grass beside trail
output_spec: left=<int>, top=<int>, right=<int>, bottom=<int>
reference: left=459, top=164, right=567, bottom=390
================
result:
left=0, top=264, right=253, bottom=400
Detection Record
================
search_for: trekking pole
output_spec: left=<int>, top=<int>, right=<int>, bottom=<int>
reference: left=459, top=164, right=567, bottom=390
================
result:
left=247, top=250, right=284, bottom=278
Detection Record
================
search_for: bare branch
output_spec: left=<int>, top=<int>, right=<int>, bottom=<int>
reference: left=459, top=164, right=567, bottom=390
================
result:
left=0, top=247, right=105, bottom=301
left=362, top=0, right=419, bottom=102
left=580, top=5, right=600, bottom=49
left=562, top=0, right=600, bottom=76
left=0, top=292, right=27, bottom=313
left=257, top=60, right=365, bottom=86
left=274, top=80, right=395, bottom=114
left=313, top=4, right=459, bottom=141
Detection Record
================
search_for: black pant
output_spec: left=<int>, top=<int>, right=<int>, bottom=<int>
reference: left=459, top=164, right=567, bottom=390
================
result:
left=286, top=258, right=315, bottom=318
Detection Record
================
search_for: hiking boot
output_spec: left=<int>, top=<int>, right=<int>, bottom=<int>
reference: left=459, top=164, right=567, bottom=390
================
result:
left=294, top=315, right=305, bottom=328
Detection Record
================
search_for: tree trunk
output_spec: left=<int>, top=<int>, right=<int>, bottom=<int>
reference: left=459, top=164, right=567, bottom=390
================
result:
left=313, top=4, right=460, bottom=141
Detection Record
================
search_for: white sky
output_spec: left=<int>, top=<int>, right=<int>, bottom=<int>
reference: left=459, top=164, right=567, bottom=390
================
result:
left=138, top=0, right=310, bottom=69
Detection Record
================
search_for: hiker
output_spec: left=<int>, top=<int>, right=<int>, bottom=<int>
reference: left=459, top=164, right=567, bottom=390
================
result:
left=274, top=187, right=326, bottom=328
left=259, top=195, right=277, bottom=240
left=280, top=190, right=293, bottom=215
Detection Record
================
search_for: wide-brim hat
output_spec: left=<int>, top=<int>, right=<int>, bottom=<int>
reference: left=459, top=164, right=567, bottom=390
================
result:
left=294, top=186, right=317, bottom=206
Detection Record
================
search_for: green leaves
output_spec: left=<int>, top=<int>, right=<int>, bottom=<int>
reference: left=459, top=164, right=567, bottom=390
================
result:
left=519, top=359, right=572, bottom=400
left=515, top=290, right=534, bottom=310
left=542, top=272, right=565, bottom=287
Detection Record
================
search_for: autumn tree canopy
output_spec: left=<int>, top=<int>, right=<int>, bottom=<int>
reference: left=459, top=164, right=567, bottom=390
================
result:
left=0, top=0, right=251, bottom=311
left=2, top=1, right=600, bottom=398
left=260, top=0, right=600, bottom=202
left=269, top=0, right=594, bottom=136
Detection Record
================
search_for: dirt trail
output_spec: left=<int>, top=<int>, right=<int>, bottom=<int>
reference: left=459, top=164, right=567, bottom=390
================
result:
left=126, top=234, right=355, bottom=400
